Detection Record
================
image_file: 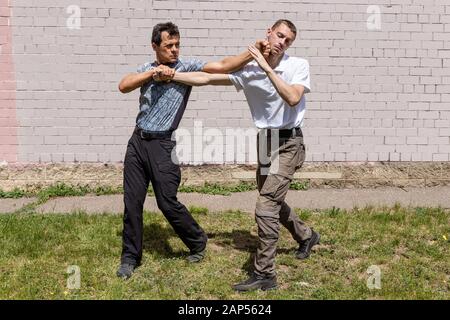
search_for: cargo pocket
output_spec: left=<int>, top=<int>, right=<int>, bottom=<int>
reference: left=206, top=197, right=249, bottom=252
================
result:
left=259, top=174, right=290, bottom=203
left=271, top=138, right=299, bottom=178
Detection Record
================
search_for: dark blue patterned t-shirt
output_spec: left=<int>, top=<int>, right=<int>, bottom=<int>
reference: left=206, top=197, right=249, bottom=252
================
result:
left=136, top=58, right=205, bottom=132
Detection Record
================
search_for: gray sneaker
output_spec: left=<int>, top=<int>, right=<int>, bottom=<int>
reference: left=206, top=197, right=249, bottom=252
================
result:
left=186, top=249, right=206, bottom=263
left=116, top=263, right=136, bottom=279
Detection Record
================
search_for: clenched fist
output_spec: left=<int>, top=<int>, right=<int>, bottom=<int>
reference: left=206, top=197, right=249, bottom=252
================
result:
left=153, top=65, right=175, bottom=82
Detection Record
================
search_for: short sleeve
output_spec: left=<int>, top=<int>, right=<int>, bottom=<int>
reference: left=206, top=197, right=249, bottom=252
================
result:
left=291, top=60, right=311, bottom=93
left=229, top=69, right=245, bottom=92
left=182, top=58, right=206, bottom=72
left=137, top=62, right=152, bottom=73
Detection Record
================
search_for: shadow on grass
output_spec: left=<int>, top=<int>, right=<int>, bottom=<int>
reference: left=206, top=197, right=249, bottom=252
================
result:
left=208, top=229, right=299, bottom=254
left=208, top=229, right=312, bottom=275
left=208, top=230, right=259, bottom=275
left=208, top=230, right=258, bottom=252
left=142, top=223, right=185, bottom=259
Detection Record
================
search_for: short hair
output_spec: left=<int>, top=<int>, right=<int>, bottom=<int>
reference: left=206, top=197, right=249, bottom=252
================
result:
left=152, top=22, right=180, bottom=46
left=271, top=19, right=297, bottom=38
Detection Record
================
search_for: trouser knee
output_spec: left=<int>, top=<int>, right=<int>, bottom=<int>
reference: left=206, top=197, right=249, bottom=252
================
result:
left=256, top=193, right=280, bottom=216
left=255, top=213, right=280, bottom=241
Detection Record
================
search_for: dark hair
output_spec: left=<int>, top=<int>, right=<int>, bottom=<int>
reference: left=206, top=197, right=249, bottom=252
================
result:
left=152, top=22, right=180, bottom=46
left=271, top=19, right=297, bottom=38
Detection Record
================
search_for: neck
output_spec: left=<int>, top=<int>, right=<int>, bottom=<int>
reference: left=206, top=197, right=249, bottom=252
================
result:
left=267, top=53, right=284, bottom=69
left=155, top=57, right=173, bottom=65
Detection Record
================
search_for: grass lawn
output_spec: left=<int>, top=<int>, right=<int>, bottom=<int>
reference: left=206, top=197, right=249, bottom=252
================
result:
left=0, top=206, right=448, bottom=300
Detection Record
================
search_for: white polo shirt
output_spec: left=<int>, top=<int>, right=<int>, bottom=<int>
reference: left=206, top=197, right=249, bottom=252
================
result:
left=229, top=53, right=311, bottom=129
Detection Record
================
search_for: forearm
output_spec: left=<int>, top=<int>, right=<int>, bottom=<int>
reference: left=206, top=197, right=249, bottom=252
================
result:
left=266, top=70, right=303, bottom=107
left=118, top=70, right=155, bottom=93
left=203, top=50, right=252, bottom=74
left=173, top=72, right=231, bottom=86
left=172, top=72, right=210, bottom=86
left=217, top=50, right=253, bottom=73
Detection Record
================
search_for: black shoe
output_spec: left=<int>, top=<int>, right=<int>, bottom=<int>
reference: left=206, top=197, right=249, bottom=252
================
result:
left=232, top=273, right=277, bottom=292
left=116, top=263, right=136, bottom=280
left=186, top=249, right=206, bottom=263
left=296, top=230, right=320, bottom=260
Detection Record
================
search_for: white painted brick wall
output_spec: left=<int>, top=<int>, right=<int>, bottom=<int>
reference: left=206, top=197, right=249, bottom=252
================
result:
left=0, top=0, right=448, bottom=164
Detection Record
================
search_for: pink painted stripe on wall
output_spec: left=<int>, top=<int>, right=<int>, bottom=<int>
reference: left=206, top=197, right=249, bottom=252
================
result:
left=0, top=0, right=18, bottom=163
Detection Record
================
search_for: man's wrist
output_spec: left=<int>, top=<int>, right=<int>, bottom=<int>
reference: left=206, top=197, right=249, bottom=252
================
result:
left=265, top=68, right=275, bottom=75
left=147, top=69, right=156, bottom=79
left=244, top=51, right=253, bottom=63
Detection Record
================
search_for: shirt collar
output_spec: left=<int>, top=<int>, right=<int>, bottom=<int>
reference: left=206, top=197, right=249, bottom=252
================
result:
left=152, top=59, right=179, bottom=68
left=273, top=53, right=289, bottom=71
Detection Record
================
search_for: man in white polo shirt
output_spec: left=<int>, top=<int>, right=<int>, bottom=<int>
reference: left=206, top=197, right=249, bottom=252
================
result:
left=156, top=19, right=320, bottom=292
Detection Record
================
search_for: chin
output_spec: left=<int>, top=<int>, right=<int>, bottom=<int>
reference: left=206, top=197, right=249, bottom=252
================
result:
left=273, top=49, right=283, bottom=55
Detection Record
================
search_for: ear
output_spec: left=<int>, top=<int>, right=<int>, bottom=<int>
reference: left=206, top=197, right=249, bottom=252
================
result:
left=152, top=42, right=157, bottom=51
left=266, top=28, right=272, bottom=38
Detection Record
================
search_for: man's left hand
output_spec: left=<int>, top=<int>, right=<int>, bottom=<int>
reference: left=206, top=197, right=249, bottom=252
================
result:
left=248, top=45, right=272, bottom=73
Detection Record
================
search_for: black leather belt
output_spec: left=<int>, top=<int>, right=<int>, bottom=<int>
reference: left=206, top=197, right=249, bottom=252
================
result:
left=264, top=127, right=303, bottom=139
left=134, top=127, right=173, bottom=140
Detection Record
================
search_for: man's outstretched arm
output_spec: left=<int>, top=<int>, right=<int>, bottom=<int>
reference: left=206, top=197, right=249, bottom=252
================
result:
left=202, top=40, right=270, bottom=74
left=171, top=72, right=232, bottom=86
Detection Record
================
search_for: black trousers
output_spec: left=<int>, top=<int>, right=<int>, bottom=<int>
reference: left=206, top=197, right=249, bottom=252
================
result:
left=120, top=131, right=207, bottom=265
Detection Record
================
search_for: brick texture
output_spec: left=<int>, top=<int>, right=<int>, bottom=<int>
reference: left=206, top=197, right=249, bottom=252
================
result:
left=0, top=0, right=18, bottom=163
left=1, top=0, right=449, bottom=164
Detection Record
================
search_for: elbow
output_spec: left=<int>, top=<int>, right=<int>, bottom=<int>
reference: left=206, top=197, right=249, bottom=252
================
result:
left=118, top=83, right=129, bottom=94
left=287, top=94, right=303, bottom=107
left=287, top=98, right=301, bottom=107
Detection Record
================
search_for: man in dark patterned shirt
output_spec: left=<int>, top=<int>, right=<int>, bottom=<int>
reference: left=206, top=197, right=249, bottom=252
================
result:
left=116, top=22, right=269, bottom=279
